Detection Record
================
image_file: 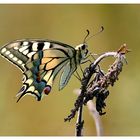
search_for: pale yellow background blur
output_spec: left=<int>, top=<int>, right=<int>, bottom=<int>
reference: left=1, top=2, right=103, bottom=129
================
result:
left=0, top=4, right=138, bottom=136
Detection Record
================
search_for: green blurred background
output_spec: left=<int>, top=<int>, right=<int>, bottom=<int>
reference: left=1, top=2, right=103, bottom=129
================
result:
left=0, top=4, right=138, bottom=136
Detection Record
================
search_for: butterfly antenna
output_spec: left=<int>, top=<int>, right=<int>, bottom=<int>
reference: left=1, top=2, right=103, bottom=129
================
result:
left=85, top=26, right=104, bottom=42
left=83, top=29, right=90, bottom=43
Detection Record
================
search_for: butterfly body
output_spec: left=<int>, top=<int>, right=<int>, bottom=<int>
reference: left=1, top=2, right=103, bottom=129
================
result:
left=0, top=39, right=88, bottom=101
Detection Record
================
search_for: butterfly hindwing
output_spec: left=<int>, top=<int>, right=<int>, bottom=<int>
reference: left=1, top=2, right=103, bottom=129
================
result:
left=17, top=49, right=70, bottom=101
left=59, top=55, right=77, bottom=90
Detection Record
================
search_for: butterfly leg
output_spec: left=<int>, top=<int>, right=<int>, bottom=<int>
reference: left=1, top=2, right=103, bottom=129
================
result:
left=81, top=51, right=97, bottom=64
left=74, top=70, right=82, bottom=81
left=79, top=58, right=92, bottom=77
left=81, top=59, right=92, bottom=64
left=90, top=53, right=98, bottom=60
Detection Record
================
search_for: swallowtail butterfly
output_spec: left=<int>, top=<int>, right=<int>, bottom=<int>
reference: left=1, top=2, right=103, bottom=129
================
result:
left=0, top=27, right=104, bottom=102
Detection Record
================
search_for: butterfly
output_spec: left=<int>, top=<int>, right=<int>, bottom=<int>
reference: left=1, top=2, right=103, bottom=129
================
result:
left=0, top=27, right=104, bottom=102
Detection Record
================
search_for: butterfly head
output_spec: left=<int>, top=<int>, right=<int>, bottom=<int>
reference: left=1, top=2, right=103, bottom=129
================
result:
left=75, top=27, right=104, bottom=59
left=75, top=43, right=89, bottom=59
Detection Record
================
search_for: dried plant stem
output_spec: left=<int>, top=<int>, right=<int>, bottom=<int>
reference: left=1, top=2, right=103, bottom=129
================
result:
left=73, top=52, right=117, bottom=136
left=65, top=44, right=129, bottom=136
left=74, top=89, right=103, bottom=136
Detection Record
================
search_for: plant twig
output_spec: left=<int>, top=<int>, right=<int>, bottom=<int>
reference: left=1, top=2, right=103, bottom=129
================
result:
left=75, top=104, right=84, bottom=136
left=65, top=44, right=130, bottom=136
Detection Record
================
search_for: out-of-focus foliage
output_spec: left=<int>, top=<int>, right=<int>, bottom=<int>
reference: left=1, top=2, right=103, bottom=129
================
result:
left=0, top=4, right=138, bottom=136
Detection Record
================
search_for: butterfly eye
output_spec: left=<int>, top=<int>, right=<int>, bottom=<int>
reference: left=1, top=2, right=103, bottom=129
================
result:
left=81, top=45, right=86, bottom=50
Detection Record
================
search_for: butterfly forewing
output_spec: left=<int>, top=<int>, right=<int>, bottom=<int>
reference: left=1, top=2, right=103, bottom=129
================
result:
left=0, top=39, right=78, bottom=101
